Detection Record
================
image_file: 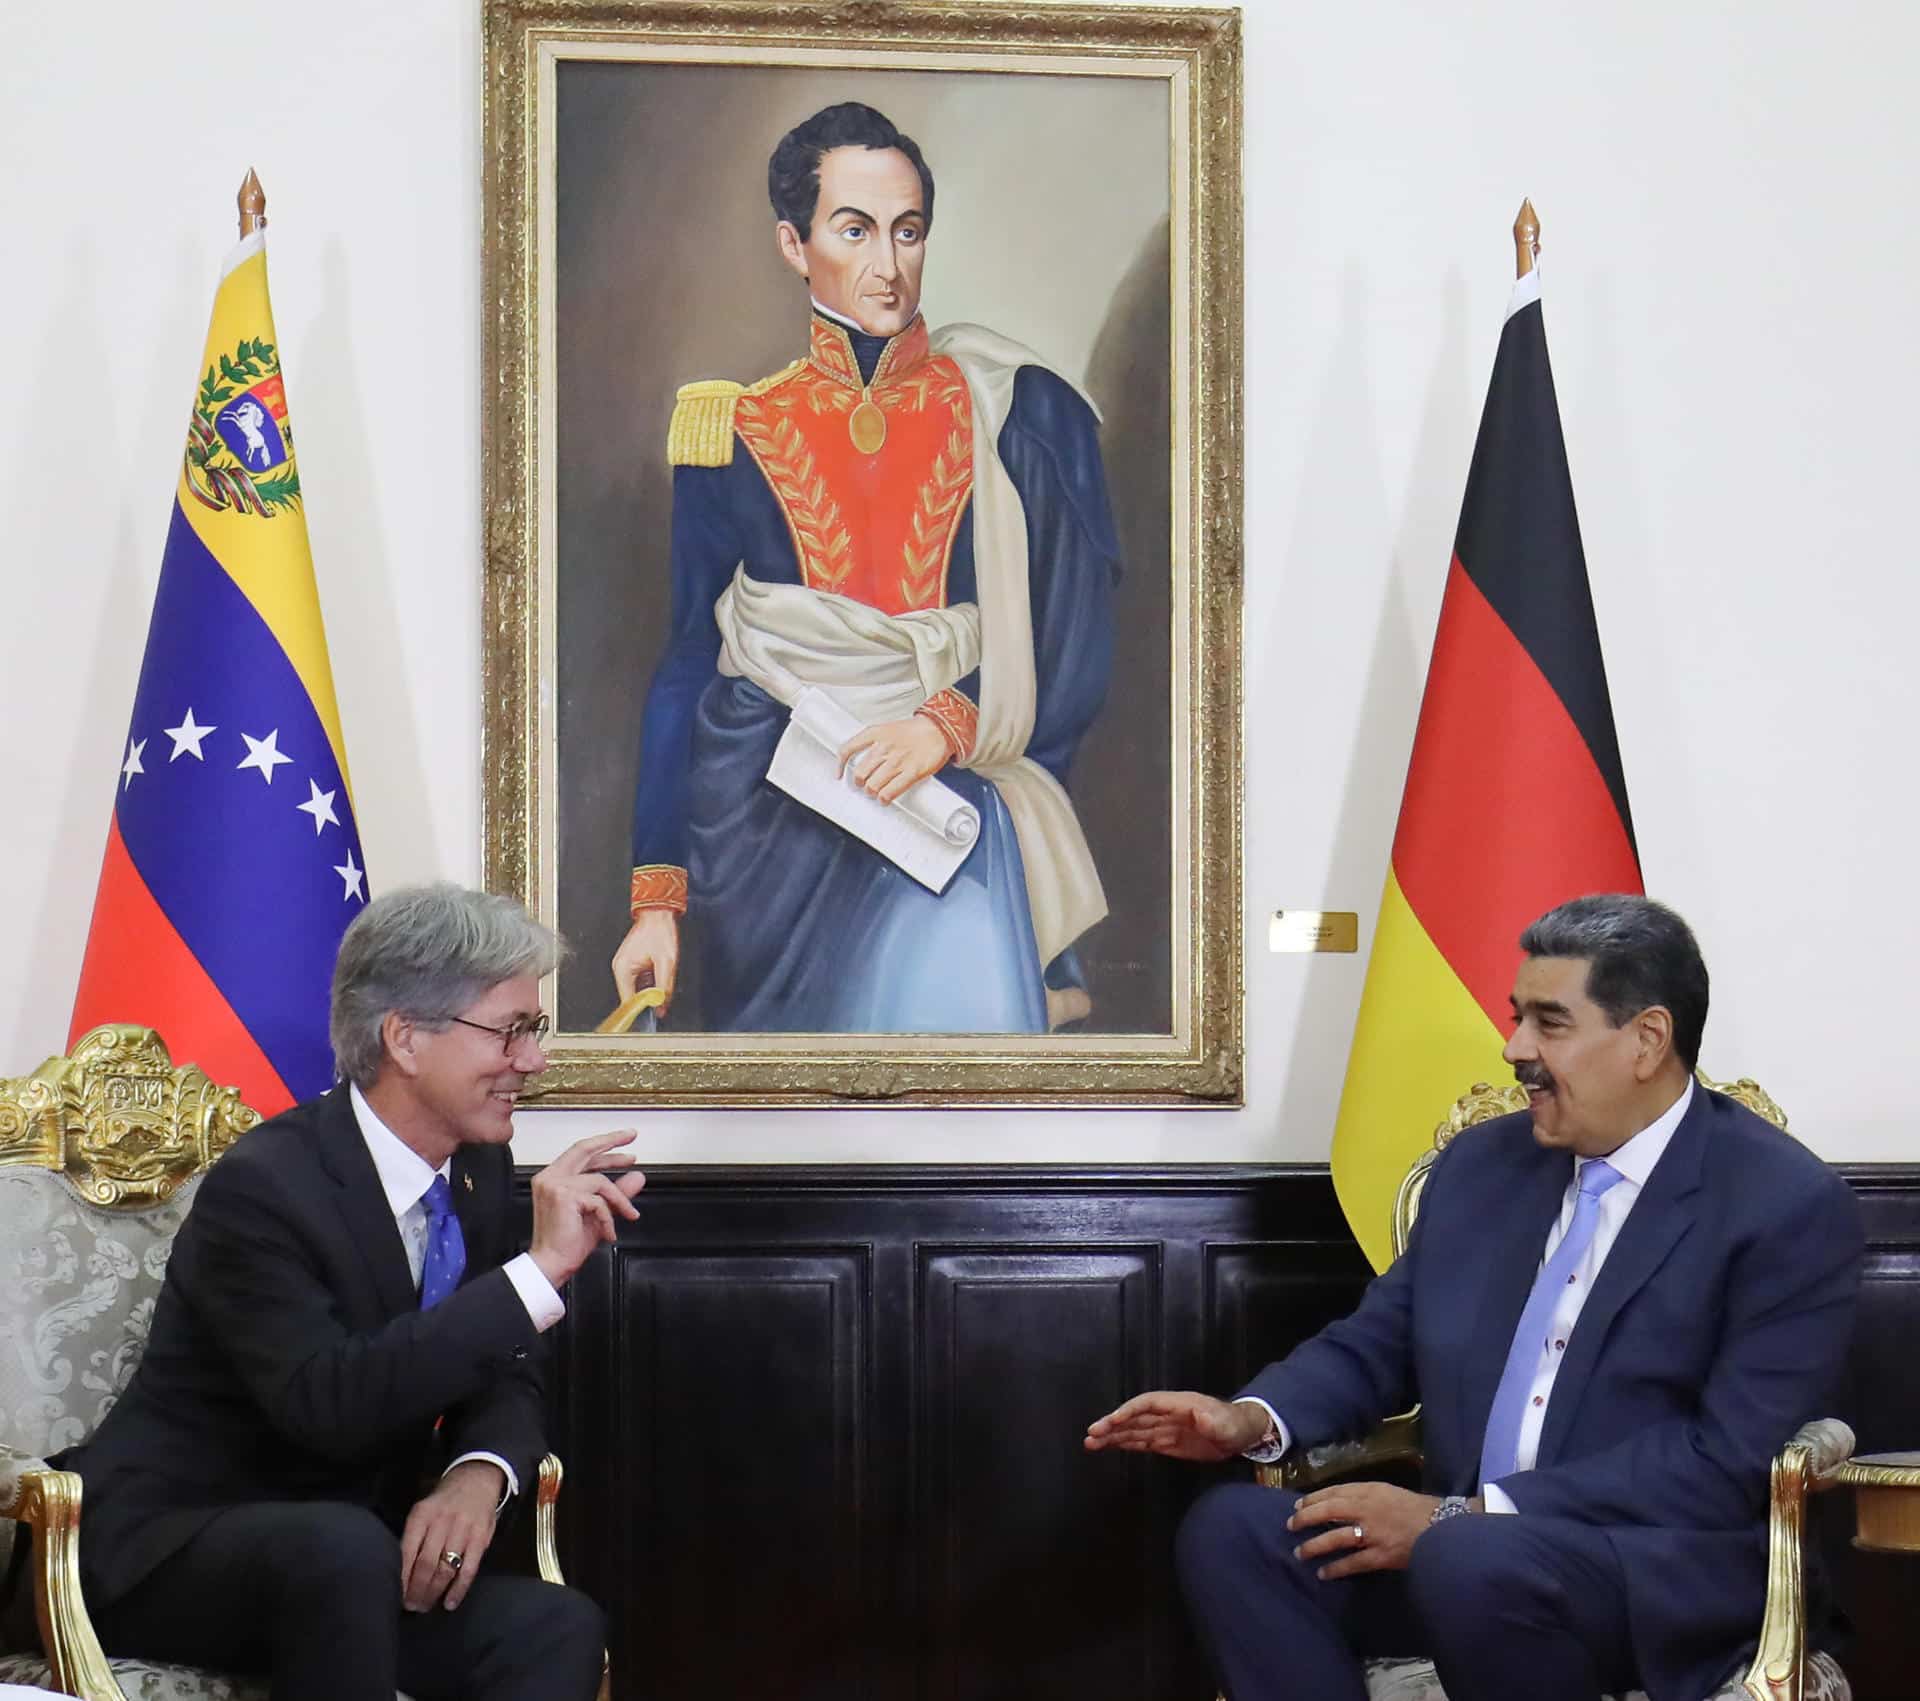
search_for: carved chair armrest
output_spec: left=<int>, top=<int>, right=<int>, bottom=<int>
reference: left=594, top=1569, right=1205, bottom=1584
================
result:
left=0, top=1462, right=129, bottom=1701
left=1261, top=1409, right=1425, bottom=1492
left=534, top=1452, right=566, bottom=1589
left=1738, top=1418, right=1857, bottom=1701
left=533, top=1453, right=610, bottom=1701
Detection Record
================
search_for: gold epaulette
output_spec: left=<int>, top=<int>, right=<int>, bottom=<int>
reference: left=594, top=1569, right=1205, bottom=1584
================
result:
left=667, top=380, right=745, bottom=468
left=667, top=362, right=807, bottom=468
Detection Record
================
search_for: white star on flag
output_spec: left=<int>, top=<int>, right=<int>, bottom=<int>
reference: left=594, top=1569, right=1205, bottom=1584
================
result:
left=237, top=729, right=293, bottom=785
left=164, top=707, right=217, bottom=761
left=121, top=738, right=147, bottom=790
left=334, top=849, right=365, bottom=901
left=296, top=780, right=340, bottom=836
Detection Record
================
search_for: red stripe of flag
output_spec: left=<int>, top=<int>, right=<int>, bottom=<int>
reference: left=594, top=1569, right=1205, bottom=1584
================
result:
left=1392, top=556, right=1642, bottom=1030
left=69, top=814, right=295, bottom=1114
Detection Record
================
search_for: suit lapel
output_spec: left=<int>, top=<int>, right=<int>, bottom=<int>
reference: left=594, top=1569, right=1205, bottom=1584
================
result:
left=449, top=1149, right=487, bottom=1281
left=1534, top=1091, right=1707, bottom=1466
left=311, top=1085, right=419, bottom=1319
left=1458, top=1137, right=1573, bottom=1479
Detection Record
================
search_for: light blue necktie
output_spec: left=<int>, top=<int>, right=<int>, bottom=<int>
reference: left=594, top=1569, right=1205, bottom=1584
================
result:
left=418, top=1174, right=467, bottom=1310
left=1478, top=1158, right=1623, bottom=1489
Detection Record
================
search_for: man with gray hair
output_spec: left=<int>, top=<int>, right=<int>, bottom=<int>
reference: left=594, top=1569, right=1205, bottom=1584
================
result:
left=1090, top=894, right=1864, bottom=1701
left=68, top=883, right=641, bottom=1701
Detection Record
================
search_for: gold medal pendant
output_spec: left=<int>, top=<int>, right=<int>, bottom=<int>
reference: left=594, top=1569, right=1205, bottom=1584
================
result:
left=848, top=389, right=887, bottom=455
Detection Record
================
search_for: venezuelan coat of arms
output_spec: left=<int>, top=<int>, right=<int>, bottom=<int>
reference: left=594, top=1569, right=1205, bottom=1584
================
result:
left=183, top=338, right=302, bottom=516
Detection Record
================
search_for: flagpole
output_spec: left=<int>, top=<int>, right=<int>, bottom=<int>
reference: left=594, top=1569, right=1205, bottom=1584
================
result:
left=238, top=169, right=267, bottom=237
left=1514, top=198, right=1539, bottom=279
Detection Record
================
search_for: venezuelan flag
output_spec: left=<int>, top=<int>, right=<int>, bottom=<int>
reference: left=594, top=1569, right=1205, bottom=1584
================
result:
left=69, top=225, right=367, bottom=1115
left=1331, top=236, right=1642, bottom=1272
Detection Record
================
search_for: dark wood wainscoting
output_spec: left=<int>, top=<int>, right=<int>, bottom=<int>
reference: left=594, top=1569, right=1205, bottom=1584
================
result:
left=523, top=1164, right=1920, bottom=1701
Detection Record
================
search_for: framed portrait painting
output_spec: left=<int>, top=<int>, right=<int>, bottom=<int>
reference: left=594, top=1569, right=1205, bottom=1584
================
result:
left=481, top=0, right=1242, bottom=1105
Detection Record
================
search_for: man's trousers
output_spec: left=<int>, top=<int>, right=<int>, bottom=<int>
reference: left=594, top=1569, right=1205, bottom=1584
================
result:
left=1175, top=1483, right=1645, bottom=1701
left=88, top=1500, right=606, bottom=1701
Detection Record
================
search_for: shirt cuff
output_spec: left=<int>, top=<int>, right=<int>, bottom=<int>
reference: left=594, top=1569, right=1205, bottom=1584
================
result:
left=446, top=1450, right=519, bottom=1508
left=1234, top=1396, right=1291, bottom=1464
left=630, top=864, right=689, bottom=917
left=504, top=1252, right=566, bottom=1332
left=1482, top=1481, right=1518, bottom=1515
left=915, top=688, right=978, bottom=762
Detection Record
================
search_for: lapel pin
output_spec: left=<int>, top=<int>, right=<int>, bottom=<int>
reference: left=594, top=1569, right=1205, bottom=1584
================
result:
left=462, top=1173, right=473, bottom=1193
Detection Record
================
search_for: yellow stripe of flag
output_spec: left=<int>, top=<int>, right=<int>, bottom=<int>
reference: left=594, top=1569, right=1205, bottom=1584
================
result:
left=1331, top=867, right=1511, bottom=1272
left=175, top=238, right=354, bottom=796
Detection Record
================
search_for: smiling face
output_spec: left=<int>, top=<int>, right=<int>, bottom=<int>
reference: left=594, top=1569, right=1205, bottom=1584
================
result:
left=384, top=973, right=548, bottom=1166
left=776, top=145, right=928, bottom=338
left=1503, top=955, right=1673, bottom=1157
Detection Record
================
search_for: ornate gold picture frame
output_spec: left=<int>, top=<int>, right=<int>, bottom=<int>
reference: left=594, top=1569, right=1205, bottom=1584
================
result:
left=481, top=0, right=1242, bottom=1106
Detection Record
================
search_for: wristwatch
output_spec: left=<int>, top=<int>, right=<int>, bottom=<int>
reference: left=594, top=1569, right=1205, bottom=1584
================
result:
left=1429, top=1495, right=1477, bottom=1524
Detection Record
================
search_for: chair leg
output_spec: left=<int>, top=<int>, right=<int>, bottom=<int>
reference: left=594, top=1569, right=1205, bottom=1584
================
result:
left=12, top=1469, right=131, bottom=1701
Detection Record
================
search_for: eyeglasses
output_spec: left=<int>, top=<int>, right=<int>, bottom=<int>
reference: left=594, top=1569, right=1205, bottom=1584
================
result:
left=446, top=1012, right=550, bottom=1053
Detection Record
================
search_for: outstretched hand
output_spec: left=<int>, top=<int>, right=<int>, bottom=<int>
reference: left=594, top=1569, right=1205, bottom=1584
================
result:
left=1084, top=1390, right=1271, bottom=1462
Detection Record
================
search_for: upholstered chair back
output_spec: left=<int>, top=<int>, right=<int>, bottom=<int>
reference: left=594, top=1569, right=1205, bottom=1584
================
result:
left=0, top=1025, right=258, bottom=1547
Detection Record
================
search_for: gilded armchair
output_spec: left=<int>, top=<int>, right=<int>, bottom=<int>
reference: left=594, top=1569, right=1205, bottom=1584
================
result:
left=0, top=1025, right=598, bottom=1701
left=1264, top=1074, right=1856, bottom=1701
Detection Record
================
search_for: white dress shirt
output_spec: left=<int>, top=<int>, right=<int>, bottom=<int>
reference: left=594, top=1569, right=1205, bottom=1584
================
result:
left=349, top=1085, right=568, bottom=1499
left=1237, top=1079, right=1694, bottom=1514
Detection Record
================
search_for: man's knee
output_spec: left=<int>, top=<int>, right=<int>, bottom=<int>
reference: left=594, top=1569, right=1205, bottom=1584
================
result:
left=1406, top=1512, right=1540, bottom=1628
left=1176, top=1482, right=1297, bottom=1597
left=484, top=1578, right=606, bottom=1695
left=540, top=1583, right=607, bottom=1660
left=289, top=1503, right=402, bottom=1604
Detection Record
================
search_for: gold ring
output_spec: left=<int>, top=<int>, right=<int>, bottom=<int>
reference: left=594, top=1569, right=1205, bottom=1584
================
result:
left=441, top=1549, right=465, bottom=1571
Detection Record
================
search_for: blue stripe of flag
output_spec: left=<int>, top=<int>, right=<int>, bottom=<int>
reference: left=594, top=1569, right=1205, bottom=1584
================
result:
left=113, top=502, right=366, bottom=1099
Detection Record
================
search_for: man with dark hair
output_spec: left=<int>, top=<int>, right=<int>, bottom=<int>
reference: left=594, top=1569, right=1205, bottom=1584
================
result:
left=69, top=884, right=644, bottom=1701
left=612, top=100, right=1120, bottom=1034
left=1088, top=893, right=1864, bottom=1701
left=766, top=100, right=935, bottom=237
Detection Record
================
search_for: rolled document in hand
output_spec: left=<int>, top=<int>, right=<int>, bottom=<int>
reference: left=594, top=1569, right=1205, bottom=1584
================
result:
left=767, top=688, right=981, bottom=893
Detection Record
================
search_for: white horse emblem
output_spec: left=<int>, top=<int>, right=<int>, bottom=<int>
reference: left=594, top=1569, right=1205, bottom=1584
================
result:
left=220, top=398, right=273, bottom=467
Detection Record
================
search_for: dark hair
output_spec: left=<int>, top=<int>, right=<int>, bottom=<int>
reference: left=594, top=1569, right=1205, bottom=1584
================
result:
left=1518, top=894, right=1710, bottom=1071
left=767, top=102, right=935, bottom=241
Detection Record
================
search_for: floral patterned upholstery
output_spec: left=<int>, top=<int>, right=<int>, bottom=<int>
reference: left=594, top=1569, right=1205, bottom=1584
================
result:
left=0, top=1658, right=256, bottom=1701
left=1357, top=1650, right=1851, bottom=1701
left=0, top=1165, right=419, bottom=1701
left=0, top=1169, right=201, bottom=1460
left=0, top=1656, right=417, bottom=1701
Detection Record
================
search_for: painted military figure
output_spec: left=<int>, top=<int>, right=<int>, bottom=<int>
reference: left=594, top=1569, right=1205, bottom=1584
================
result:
left=611, top=101, right=1121, bottom=1034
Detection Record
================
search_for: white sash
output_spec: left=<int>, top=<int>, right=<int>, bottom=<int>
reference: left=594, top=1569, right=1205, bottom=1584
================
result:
left=714, top=570, right=1106, bottom=965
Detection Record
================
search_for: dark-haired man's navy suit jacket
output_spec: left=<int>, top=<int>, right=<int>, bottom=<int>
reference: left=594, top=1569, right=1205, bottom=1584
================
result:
left=1242, top=1088, right=1863, bottom=1701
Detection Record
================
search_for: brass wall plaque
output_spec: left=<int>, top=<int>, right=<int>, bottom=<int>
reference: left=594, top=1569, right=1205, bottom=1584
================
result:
left=1268, top=911, right=1359, bottom=953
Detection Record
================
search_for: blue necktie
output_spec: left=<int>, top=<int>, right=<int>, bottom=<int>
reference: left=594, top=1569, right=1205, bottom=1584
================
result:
left=418, top=1174, right=467, bottom=1310
left=1478, top=1158, right=1623, bottom=1489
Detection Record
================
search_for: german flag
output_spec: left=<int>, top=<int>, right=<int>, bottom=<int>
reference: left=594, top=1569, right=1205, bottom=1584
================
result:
left=1331, top=221, right=1642, bottom=1271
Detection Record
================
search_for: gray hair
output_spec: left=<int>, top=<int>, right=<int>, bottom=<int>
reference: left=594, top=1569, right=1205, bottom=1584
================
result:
left=1518, top=894, right=1709, bottom=1071
left=329, top=883, right=563, bottom=1088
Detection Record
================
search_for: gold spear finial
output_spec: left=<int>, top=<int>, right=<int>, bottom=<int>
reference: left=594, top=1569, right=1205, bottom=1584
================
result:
left=238, top=170, right=267, bottom=238
left=1514, top=198, right=1539, bottom=279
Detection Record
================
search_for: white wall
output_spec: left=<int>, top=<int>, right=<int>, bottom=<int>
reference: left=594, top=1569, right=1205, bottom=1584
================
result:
left=3, top=0, right=1914, bottom=1166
